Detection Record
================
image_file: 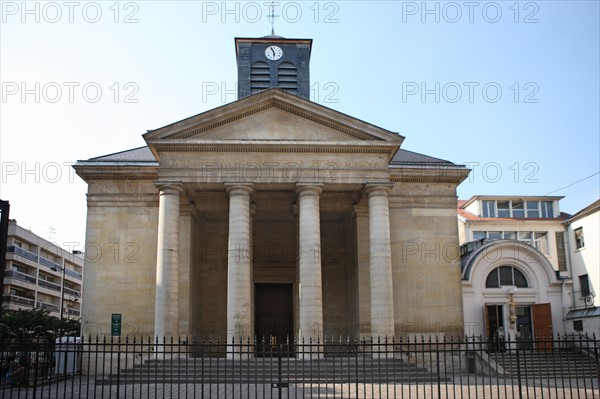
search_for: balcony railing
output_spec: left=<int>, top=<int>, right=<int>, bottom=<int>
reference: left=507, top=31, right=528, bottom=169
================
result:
left=3, top=294, right=35, bottom=307
left=6, top=245, right=83, bottom=280
left=38, top=278, right=62, bottom=292
left=39, top=256, right=63, bottom=271
left=4, top=270, right=37, bottom=285
left=36, top=301, right=59, bottom=312
left=64, top=287, right=81, bottom=297
left=64, top=268, right=82, bottom=280
left=66, top=308, right=80, bottom=316
left=7, top=244, right=38, bottom=262
left=569, top=290, right=596, bottom=309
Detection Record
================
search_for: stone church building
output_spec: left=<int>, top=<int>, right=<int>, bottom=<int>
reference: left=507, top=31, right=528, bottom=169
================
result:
left=74, top=36, right=470, bottom=343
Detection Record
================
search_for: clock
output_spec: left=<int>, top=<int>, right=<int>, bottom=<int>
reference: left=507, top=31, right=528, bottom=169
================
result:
left=265, top=45, right=283, bottom=61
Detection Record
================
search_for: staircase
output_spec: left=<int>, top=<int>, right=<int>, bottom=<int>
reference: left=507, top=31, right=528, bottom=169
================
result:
left=96, top=356, right=448, bottom=385
left=490, top=350, right=599, bottom=378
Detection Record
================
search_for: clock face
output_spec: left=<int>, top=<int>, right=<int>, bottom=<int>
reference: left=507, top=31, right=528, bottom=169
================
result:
left=265, top=45, right=283, bottom=61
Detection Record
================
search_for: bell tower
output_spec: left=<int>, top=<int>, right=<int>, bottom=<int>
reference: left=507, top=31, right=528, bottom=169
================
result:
left=235, top=36, right=312, bottom=100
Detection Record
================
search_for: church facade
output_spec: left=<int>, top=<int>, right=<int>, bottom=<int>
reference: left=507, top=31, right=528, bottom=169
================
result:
left=74, top=36, right=470, bottom=343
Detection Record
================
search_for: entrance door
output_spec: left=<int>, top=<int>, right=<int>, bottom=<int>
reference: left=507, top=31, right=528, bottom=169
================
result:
left=485, top=305, right=505, bottom=352
left=532, top=303, right=553, bottom=351
left=255, top=283, right=293, bottom=355
left=516, top=306, right=533, bottom=350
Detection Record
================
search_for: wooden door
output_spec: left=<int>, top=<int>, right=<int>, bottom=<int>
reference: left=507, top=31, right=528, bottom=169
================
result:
left=532, top=303, right=553, bottom=351
left=255, top=283, right=293, bottom=356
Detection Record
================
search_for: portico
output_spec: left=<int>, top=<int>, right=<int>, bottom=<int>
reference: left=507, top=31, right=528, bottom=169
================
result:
left=145, top=90, right=405, bottom=342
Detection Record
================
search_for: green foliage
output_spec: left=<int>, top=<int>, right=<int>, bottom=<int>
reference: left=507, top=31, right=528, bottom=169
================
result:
left=0, top=308, right=80, bottom=343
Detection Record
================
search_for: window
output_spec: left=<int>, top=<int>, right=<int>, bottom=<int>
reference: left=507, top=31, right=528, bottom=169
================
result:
left=488, top=231, right=502, bottom=240
left=473, top=231, right=486, bottom=240
left=512, top=201, right=525, bottom=218
left=482, top=201, right=496, bottom=217
left=472, top=231, right=548, bottom=254
left=541, top=201, right=553, bottom=218
left=517, top=231, right=532, bottom=244
left=526, top=201, right=539, bottom=218
left=485, top=266, right=529, bottom=288
left=277, top=62, right=298, bottom=95
left=479, top=199, right=555, bottom=218
left=497, top=201, right=510, bottom=218
left=250, top=61, right=270, bottom=94
left=574, top=227, right=585, bottom=249
left=555, top=232, right=568, bottom=271
left=504, top=231, right=517, bottom=240
left=573, top=320, right=583, bottom=331
left=532, top=232, right=548, bottom=254
left=579, top=274, right=591, bottom=297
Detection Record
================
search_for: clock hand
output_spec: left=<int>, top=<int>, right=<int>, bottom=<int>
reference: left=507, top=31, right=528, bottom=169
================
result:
left=271, top=47, right=276, bottom=57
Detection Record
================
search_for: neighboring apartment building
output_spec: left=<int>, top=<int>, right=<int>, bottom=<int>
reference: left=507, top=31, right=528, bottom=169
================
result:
left=564, top=199, right=599, bottom=336
left=458, top=196, right=571, bottom=340
left=2, top=220, right=84, bottom=319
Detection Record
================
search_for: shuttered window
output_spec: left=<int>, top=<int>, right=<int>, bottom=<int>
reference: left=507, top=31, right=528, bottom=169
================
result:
left=250, top=61, right=270, bottom=94
left=277, top=62, right=298, bottom=95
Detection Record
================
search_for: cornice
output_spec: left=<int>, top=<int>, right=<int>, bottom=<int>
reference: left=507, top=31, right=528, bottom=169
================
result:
left=153, top=143, right=394, bottom=155
left=390, top=176, right=464, bottom=183
left=83, top=173, right=158, bottom=181
left=390, top=166, right=470, bottom=184
left=74, top=164, right=158, bottom=182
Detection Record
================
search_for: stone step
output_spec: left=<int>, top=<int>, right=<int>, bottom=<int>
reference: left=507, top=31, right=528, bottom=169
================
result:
left=489, top=351, right=599, bottom=378
left=96, top=358, right=447, bottom=385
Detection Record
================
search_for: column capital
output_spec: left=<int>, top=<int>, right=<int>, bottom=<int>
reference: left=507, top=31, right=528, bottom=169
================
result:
left=225, top=183, right=253, bottom=196
left=296, top=184, right=323, bottom=197
left=155, top=180, right=184, bottom=195
left=364, top=183, right=394, bottom=197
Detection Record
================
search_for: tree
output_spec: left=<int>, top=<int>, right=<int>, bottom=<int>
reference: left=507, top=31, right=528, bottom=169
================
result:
left=0, top=308, right=80, bottom=343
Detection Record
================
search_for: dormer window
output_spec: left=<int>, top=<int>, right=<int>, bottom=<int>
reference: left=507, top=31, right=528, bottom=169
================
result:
left=481, top=200, right=554, bottom=218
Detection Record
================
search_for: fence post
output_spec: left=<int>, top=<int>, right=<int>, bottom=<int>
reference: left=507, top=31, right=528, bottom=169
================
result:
left=436, top=336, right=441, bottom=398
left=594, top=333, right=600, bottom=390
left=116, top=336, right=121, bottom=399
left=31, top=349, right=39, bottom=399
left=277, top=343, right=282, bottom=398
left=516, top=339, right=523, bottom=399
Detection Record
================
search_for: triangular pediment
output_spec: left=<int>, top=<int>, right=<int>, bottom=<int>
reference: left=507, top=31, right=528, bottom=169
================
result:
left=143, top=89, right=404, bottom=144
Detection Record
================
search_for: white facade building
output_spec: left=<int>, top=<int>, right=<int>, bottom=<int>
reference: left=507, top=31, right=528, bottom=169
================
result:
left=2, top=220, right=84, bottom=319
left=564, top=199, right=600, bottom=336
left=458, top=196, right=571, bottom=341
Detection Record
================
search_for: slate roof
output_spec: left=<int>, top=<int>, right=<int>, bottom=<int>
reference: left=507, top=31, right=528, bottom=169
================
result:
left=568, top=199, right=600, bottom=222
left=82, top=146, right=157, bottom=163
left=390, top=149, right=457, bottom=166
left=82, top=146, right=460, bottom=168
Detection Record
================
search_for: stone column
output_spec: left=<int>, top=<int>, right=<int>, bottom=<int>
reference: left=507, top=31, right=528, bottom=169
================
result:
left=154, top=182, right=184, bottom=340
left=226, top=184, right=253, bottom=352
left=366, top=185, right=395, bottom=338
left=297, top=185, right=324, bottom=343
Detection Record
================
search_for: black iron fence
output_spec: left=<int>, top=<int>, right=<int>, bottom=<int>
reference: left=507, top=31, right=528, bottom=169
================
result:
left=1, top=334, right=598, bottom=398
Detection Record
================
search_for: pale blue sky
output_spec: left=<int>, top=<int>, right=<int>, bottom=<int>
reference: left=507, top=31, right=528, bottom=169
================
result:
left=1, top=1, right=599, bottom=245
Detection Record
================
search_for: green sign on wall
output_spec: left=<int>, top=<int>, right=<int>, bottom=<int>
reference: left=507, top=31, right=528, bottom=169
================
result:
left=111, top=314, right=122, bottom=336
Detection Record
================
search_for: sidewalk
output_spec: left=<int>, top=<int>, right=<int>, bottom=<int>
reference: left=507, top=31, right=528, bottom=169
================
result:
left=3, top=377, right=599, bottom=399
